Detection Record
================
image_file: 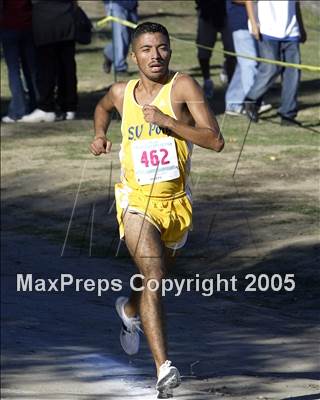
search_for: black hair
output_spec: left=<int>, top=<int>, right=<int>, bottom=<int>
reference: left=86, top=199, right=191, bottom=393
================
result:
left=132, top=22, right=170, bottom=48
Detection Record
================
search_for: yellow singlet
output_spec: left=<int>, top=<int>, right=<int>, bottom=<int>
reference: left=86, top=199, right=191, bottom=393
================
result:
left=115, top=72, right=193, bottom=249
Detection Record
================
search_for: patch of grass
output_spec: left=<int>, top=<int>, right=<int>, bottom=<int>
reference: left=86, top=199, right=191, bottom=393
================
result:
left=282, top=204, right=320, bottom=218
left=222, top=118, right=320, bottom=146
left=278, top=147, right=320, bottom=156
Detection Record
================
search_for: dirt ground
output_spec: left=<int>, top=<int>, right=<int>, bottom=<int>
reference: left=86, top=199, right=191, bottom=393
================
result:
left=1, top=227, right=320, bottom=400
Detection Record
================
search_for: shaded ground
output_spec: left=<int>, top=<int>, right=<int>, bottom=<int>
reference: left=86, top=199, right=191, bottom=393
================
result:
left=2, top=232, right=319, bottom=400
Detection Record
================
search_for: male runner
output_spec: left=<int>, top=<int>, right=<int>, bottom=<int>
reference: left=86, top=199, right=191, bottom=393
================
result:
left=90, top=22, right=224, bottom=399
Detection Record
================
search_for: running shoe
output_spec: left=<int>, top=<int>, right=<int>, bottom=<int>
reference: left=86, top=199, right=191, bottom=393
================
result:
left=258, top=102, right=272, bottom=115
left=226, top=103, right=272, bottom=117
left=2, top=115, right=21, bottom=123
left=225, top=107, right=245, bottom=116
left=65, top=111, right=76, bottom=120
left=157, top=387, right=173, bottom=399
left=20, top=108, right=56, bottom=123
left=115, top=296, right=142, bottom=355
left=244, top=101, right=259, bottom=122
left=156, top=360, right=181, bottom=398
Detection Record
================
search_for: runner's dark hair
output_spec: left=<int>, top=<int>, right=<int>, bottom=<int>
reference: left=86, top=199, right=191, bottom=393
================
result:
left=132, top=22, right=170, bottom=48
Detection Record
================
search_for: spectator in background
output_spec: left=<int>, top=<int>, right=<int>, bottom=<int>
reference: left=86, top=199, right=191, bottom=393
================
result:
left=225, top=0, right=257, bottom=115
left=225, top=0, right=271, bottom=116
left=103, top=0, right=138, bottom=76
left=21, top=0, right=78, bottom=123
left=244, top=0, right=306, bottom=125
left=0, top=0, right=38, bottom=123
left=195, top=0, right=235, bottom=98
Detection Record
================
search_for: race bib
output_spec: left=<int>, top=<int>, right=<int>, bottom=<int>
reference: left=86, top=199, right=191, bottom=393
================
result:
left=131, top=137, right=180, bottom=185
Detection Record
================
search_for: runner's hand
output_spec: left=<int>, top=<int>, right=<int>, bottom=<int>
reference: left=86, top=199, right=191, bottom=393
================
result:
left=143, top=105, right=171, bottom=128
left=90, top=136, right=112, bottom=156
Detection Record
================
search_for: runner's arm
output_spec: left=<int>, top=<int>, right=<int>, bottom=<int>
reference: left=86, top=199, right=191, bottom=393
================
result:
left=91, top=83, right=125, bottom=155
left=143, top=75, right=224, bottom=151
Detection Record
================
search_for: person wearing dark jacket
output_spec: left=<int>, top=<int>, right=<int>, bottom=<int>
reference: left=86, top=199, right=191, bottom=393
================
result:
left=0, top=0, right=38, bottom=123
left=21, top=0, right=78, bottom=122
left=195, top=0, right=235, bottom=98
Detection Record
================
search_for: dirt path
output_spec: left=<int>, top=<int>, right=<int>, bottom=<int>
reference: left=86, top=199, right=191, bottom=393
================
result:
left=2, top=231, right=319, bottom=400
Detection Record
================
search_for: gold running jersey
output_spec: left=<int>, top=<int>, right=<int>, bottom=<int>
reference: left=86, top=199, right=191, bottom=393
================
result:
left=119, top=71, right=193, bottom=199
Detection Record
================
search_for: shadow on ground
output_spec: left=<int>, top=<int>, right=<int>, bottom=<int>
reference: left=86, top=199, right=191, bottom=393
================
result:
left=2, top=185, right=319, bottom=388
left=2, top=223, right=319, bottom=398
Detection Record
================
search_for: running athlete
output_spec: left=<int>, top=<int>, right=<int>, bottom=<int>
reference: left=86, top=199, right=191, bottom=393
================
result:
left=90, top=22, right=224, bottom=399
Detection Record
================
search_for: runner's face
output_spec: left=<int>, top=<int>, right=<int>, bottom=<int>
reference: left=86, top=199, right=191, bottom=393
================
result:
left=132, top=32, right=171, bottom=80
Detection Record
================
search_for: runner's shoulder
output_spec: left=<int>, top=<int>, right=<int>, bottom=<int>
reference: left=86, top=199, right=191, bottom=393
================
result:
left=173, top=73, right=202, bottom=98
left=108, top=81, right=128, bottom=101
left=175, top=73, right=200, bottom=87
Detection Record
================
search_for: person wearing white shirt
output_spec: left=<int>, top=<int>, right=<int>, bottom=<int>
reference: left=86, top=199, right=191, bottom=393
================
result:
left=244, top=0, right=306, bottom=125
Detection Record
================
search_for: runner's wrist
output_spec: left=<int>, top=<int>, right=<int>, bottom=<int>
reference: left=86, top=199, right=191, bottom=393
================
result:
left=94, top=131, right=107, bottom=140
left=165, top=116, right=175, bottom=130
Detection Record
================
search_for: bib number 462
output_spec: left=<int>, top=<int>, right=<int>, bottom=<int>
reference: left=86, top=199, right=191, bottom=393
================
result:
left=140, top=148, right=170, bottom=167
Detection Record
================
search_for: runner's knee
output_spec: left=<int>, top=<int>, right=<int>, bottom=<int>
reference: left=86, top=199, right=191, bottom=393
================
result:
left=143, top=267, right=166, bottom=285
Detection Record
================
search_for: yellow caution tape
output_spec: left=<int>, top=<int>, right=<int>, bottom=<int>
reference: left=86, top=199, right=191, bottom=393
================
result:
left=96, top=16, right=320, bottom=73
left=97, top=16, right=137, bottom=29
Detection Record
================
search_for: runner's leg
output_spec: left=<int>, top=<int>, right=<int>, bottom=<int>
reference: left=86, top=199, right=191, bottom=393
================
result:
left=123, top=212, right=168, bottom=375
left=125, top=275, right=142, bottom=317
left=125, top=248, right=177, bottom=316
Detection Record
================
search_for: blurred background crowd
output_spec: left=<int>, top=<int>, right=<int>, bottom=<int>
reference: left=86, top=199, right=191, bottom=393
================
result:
left=0, top=0, right=307, bottom=126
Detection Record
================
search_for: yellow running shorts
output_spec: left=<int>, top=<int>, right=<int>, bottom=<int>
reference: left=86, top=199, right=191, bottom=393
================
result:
left=115, top=182, right=192, bottom=249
